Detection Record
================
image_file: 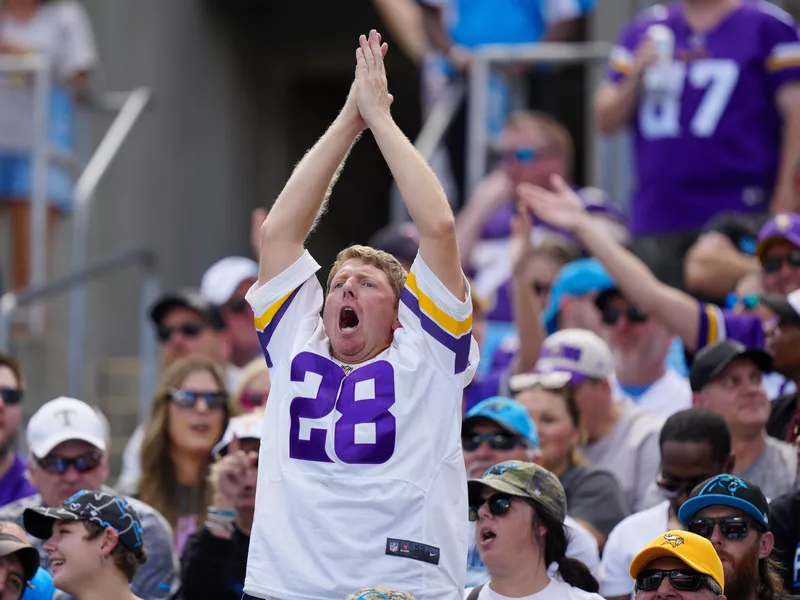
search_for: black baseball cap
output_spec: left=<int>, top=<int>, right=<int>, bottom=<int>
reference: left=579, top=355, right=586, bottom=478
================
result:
left=24, top=490, right=146, bottom=557
left=689, top=339, right=772, bottom=392
left=150, top=288, right=225, bottom=330
left=678, top=474, right=769, bottom=527
left=0, top=533, right=39, bottom=582
left=760, top=291, right=800, bottom=326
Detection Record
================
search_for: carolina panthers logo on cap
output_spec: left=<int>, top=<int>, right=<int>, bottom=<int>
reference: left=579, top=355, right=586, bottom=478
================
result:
left=484, top=462, right=520, bottom=477
left=776, top=214, right=792, bottom=232
left=698, top=474, right=746, bottom=496
left=660, top=533, right=684, bottom=548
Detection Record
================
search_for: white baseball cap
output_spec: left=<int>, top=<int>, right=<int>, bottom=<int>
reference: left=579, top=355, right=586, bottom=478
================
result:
left=212, top=411, right=263, bottom=457
left=535, top=328, right=614, bottom=382
left=200, top=256, right=259, bottom=307
left=27, top=397, right=108, bottom=459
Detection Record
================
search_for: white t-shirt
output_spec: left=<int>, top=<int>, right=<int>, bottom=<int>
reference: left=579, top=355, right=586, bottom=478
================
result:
left=599, top=500, right=670, bottom=597
left=244, top=251, right=479, bottom=600
left=613, top=371, right=692, bottom=419
left=466, top=515, right=600, bottom=588
left=465, top=577, right=605, bottom=600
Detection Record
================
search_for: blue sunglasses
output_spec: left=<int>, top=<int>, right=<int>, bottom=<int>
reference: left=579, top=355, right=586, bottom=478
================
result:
left=500, top=147, right=543, bottom=163
left=725, top=293, right=760, bottom=312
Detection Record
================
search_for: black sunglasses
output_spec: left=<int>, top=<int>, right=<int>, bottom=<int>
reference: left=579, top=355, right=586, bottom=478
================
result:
left=0, top=388, right=23, bottom=405
left=656, top=474, right=714, bottom=498
left=688, top=516, right=763, bottom=541
left=601, top=305, right=648, bottom=326
left=762, top=249, right=800, bottom=274
left=462, top=432, right=525, bottom=452
left=636, top=569, right=722, bottom=595
left=36, top=450, right=103, bottom=475
left=157, top=322, right=206, bottom=343
left=170, top=388, right=228, bottom=410
left=469, top=493, right=514, bottom=522
left=224, top=298, right=249, bottom=315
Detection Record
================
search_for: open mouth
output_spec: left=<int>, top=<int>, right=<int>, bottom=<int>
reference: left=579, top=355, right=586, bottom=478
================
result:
left=480, top=528, right=497, bottom=543
left=339, top=307, right=360, bottom=332
left=190, top=424, right=211, bottom=434
left=50, top=558, right=65, bottom=573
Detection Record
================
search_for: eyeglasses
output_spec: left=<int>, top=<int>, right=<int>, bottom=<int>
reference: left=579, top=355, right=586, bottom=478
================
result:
left=601, top=305, right=648, bottom=325
left=156, top=322, right=206, bottom=343
left=462, top=432, right=525, bottom=452
left=36, top=450, right=103, bottom=475
left=170, top=389, right=228, bottom=410
left=762, top=249, right=800, bottom=274
left=508, top=371, right=573, bottom=394
left=687, top=516, right=763, bottom=541
left=0, top=388, right=23, bottom=405
left=725, top=293, right=760, bottom=312
left=655, top=474, right=714, bottom=498
left=469, top=493, right=522, bottom=522
left=223, top=298, right=249, bottom=315
left=239, top=390, right=269, bottom=411
left=635, top=569, right=722, bottom=595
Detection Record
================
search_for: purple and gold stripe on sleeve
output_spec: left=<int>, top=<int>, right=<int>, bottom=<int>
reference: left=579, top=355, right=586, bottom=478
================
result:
left=609, top=46, right=634, bottom=76
left=696, top=303, right=726, bottom=351
left=401, top=271, right=472, bottom=374
left=254, top=285, right=302, bottom=367
left=766, top=42, right=800, bottom=71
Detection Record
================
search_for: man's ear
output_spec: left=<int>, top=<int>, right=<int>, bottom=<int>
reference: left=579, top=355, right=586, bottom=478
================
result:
left=759, top=531, right=775, bottom=560
left=100, top=527, right=120, bottom=558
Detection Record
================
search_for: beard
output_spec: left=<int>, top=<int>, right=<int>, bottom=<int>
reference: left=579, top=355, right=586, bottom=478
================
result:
left=0, top=429, right=17, bottom=463
left=721, top=542, right=761, bottom=600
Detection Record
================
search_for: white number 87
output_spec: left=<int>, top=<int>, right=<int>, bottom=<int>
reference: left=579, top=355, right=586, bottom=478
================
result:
left=639, top=59, right=740, bottom=139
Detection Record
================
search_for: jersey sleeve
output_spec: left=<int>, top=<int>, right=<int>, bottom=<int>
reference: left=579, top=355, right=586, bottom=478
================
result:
left=399, top=253, right=479, bottom=383
left=607, top=20, right=642, bottom=84
left=245, top=251, right=323, bottom=368
left=696, top=302, right=765, bottom=351
left=598, top=521, right=635, bottom=596
left=759, top=3, right=800, bottom=93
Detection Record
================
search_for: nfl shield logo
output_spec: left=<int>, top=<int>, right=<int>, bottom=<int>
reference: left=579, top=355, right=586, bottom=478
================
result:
left=389, top=541, right=398, bottom=552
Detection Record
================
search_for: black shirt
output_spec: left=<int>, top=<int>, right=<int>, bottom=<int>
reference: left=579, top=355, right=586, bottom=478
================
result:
left=177, top=524, right=250, bottom=600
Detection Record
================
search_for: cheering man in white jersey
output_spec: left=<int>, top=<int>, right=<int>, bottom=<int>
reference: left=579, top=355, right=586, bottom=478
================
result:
left=243, top=30, right=478, bottom=600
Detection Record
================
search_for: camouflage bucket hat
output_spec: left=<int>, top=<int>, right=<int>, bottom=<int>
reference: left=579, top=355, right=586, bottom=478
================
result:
left=344, top=587, right=416, bottom=600
left=468, top=460, right=567, bottom=524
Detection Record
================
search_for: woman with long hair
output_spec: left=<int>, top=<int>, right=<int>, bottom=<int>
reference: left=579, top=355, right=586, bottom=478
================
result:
left=23, top=490, right=147, bottom=600
left=510, top=373, right=627, bottom=547
left=137, top=355, right=239, bottom=555
left=466, top=460, right=603, bottom=600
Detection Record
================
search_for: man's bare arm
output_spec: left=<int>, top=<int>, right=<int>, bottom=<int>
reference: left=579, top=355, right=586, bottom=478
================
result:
left=771, top=83, right=800, bottom=214
left=509, top=208, right=544, bottom=375
left=358, top=31, right=465, bottom=299
left=684, top=233, right=761, bottom=298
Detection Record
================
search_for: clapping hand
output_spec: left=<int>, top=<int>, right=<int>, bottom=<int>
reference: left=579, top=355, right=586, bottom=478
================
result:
left=341, top=30, right=392, bottom=131
left=215, top=436, right=258, bottom=509
left=517, top=174, right=587, bottom=234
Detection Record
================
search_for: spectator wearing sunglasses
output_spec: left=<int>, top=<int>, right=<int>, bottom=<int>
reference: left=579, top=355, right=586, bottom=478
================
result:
left=679, top=475, right=783, bottom=600
left=0, top=397, right=178, bottom=600
left=0, top=521, right=41, bottom=600
left=0, top=353, right=36, bottom=508
left=462, top=398, right=600, bottom=589
left=595, top=287, right=691, bottom=419
left=178, top=411, right=261, bottom=600
left=229, top=358, right=270, bottom=414
left=137, top=356, right=239, bottom=556
left=599, top=408, right=732, bottom=600
left=200, top=257, right=262, bottom=375
left=465, top=461, right=602, bottom=600
left=691, top=340, right=799, bottom=501
left=509, top=371, right=627, bottom=548
left=629, top=530, right=725, bottom=600
left=535, top=329, right=663, bottom=513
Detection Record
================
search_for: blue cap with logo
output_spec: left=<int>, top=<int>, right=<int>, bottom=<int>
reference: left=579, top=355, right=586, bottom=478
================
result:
left=678, top=474, right=769, bottom=527
left=542, top=258, right=615, bottom=334
left=463, top=396, right=539, bottom=448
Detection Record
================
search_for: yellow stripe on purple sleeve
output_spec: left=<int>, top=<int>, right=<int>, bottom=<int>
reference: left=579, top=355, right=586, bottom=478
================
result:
left=404, top=272, right=472, bottom=337
left=254, top=287, right=298, bottom=332
left=704, top=304, right=719, bottom=345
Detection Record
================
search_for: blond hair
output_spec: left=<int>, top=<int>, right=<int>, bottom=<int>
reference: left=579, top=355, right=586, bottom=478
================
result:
left=229, top=357, right=270, bottom=412
left=138, top=355, right=240, bottom=529
left=327, top=245, right=407, bottom=301
left=506, top=110, right=574, bottom=176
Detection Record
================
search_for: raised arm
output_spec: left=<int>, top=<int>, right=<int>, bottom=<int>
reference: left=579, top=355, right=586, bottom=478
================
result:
left=256, top=41, right=390, bottom=286
left=518, top=175, right=703, bottom=351
left=357, top=30, right=466, bottom=300
left=771, top=84, right=800, bottom=214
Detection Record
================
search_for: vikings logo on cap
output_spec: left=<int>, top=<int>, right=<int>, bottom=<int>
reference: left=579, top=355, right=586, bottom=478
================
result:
left=776, top=214, right=792, bottom=232
left=661, top=533, right=685, bottom=548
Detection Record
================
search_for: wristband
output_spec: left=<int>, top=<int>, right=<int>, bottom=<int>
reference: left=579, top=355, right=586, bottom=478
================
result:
left=208, top=507, right=236, bottom=520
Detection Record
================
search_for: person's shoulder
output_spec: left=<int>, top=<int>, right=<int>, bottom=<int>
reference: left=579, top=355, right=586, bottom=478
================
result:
left=746, top=0, right=797, bottom=27
left=622, top=402, right=665, bottom=434
left=614, top=500, right=669, bottom=531
left=121, top=494, right=173, bottom=536
left=0, top=493, right=41, bottom=520
left=43, top=0, right=91, bottom=22
left=624, top=2, right=677, bottom=29
left=548, top=578, right=604, bottom=600
left=765, top=435, right=799, bottom=463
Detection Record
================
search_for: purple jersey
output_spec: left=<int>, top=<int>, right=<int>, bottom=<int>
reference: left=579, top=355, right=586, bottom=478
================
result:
left=608, top=2, right=800, bottom=236
left=472, top=186, right=625, bottom=322
left=696, top=302, right=764, bottom=350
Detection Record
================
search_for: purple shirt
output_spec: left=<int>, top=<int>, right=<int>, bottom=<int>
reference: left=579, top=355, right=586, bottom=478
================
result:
left=0, top=453, right=36, bottom=508
left=696, top=302, right=764, bottom=351
left=608, top=2, right=800, bottom=236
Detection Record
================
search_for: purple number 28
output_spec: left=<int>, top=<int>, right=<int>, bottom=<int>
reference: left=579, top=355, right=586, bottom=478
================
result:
left=289, top=352, right=396, bottom=464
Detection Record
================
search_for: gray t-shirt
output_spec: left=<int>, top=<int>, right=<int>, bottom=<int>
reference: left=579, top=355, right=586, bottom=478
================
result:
left=738, top=436, right=800, bottom=500
left=0, top=486, right=179, bottom=599
left=561, top=465, right=629, bottom=537
left=583, top=401, right=664, bottom=513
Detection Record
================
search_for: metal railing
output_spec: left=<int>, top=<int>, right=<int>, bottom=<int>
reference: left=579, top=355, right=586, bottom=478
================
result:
left=0, top=55, right=154, bottom=404
left=0, top=247, right=160, bottom=420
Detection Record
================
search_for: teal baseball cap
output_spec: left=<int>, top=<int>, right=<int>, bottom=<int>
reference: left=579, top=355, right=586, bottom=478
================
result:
left=463, top=396, right=539, bottom=448
left=543, top=258, right=614, bottom=334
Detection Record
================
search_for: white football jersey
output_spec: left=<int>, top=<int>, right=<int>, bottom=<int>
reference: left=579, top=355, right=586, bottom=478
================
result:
left=244, top=250, right=479, bottom=600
